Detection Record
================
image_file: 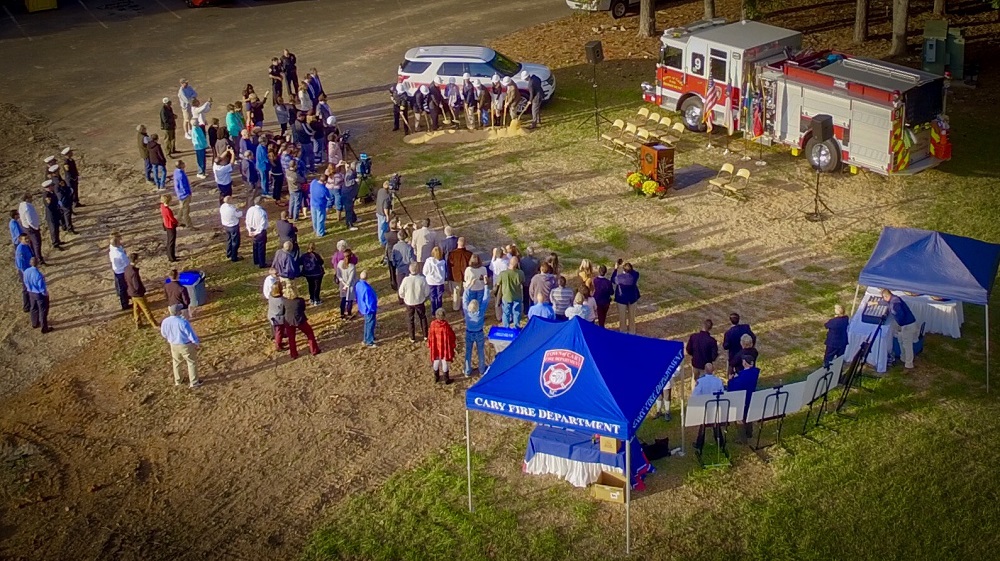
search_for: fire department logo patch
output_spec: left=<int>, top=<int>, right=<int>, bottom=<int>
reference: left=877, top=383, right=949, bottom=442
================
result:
left=539, top=349, right=585, bottom=398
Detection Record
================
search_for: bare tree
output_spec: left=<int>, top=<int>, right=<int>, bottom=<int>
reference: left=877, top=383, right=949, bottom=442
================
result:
left=890, top=0, right=910, bottom=56
left=933, top=0, right=946, bottom=15
left=854, top=0, right=869, bottom=43
left=704, top=0, right=716, bottom=20
left=638, top=0, right=656, bottom=38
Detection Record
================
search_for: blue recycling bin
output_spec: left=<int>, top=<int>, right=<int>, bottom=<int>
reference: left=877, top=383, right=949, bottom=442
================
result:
left=165, top=270, right=207, bottom=307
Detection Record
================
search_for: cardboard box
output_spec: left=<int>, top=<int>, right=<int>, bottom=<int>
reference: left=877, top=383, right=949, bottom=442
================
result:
left=590, top=471, right=628, bottom=503
left=599, top=435, right=621, bottom=454
left=25, top=0, right=57, bottom=12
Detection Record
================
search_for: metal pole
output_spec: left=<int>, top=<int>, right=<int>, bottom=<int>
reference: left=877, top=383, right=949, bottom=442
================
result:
left=987, top=305, right=990, bottom=393
left=625, top=435, right=631, bottom=556
left=679, top=367, right=686, bottom=456
left=851, top=284, right=861, bottom=316
left=465, top=409, right=474, bottom=512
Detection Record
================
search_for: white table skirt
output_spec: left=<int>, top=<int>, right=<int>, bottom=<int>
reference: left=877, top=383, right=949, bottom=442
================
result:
left=523, top=452, right=624, bottom=488
left=847, top=288, right=964, bottom=373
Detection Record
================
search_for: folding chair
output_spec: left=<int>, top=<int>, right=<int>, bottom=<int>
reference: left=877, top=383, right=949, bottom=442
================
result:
left=600, top=119, right=626, bottom=150
left=708, top=163, right=735, bottom=196
left=625, top=128, right=650, bottom=156
left=614, top=123, right=638, bottom=154
left=656, top=116, right=673, bottom=137
left=724, top=168, right=753, bottom=200
left=662, top=122, right=685, bottom=144
left=630, top=107, right=650, bottom=127
left=646, top=112, right=661, bottom=131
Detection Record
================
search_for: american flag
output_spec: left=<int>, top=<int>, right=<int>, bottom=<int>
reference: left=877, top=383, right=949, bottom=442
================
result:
left=703, top=79, right=719, bottom=131
left=723, top=84, right=734, bottom=135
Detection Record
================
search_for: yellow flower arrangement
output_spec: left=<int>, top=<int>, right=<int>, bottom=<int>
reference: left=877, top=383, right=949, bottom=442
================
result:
left=627, top=172, right=646, bottom=188
left=641, top=180, right=660, bottom=196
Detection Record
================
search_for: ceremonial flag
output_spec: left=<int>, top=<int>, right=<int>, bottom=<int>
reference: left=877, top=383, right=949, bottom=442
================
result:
left=752, top=93, right=764, bottom=139
left=723, top=84, right=734, bottom=136
left=703, top=78, right=719, bottom=132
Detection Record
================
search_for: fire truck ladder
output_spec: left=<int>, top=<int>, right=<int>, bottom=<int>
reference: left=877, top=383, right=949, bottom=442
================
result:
left=839, top=58, right=922, bottom=86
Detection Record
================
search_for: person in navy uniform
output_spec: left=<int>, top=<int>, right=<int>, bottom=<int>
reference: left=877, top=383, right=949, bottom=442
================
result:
left=61, top=147, right=83, bottom=207
left=722, top=312, right=756, bottom=376
left=824, top=304, right=849, bottom=368
left=881, top=289, right=918, bottom=369
left=40, top=180, right=63, bottom=251
left=268, top=57, right=283, bottom=103
left=390, top=84, right=411, bottom=133
left=281, top=49, right=298, bottom=97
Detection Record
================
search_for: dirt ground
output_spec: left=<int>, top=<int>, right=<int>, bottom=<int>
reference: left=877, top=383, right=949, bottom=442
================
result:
left=2, top=0, right=999, bottom=559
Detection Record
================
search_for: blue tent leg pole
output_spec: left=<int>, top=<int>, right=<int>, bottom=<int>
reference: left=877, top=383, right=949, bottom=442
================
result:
left=625, top=436, right=631, bottom=556
left=986, top=305, right=990, bottom=394
left=466, top=409, right=474, bottom=512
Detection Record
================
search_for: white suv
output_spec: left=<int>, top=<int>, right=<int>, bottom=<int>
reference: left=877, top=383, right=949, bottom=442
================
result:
left=397, top=45, right=556, bottom=103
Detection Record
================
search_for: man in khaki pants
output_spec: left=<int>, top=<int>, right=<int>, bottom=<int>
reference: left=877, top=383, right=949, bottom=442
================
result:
left=159, top=304, right=202, bottom=388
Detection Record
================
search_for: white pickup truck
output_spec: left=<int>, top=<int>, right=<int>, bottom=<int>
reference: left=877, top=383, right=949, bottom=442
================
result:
left=565, top=0, right=639, bottom=19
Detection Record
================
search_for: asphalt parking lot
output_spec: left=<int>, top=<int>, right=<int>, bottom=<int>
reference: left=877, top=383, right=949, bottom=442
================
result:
left=0, top=0, right=568, bottom=160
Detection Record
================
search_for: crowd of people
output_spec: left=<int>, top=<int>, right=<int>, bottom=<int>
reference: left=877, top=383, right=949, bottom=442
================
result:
left=10, top=47, right=921, bottom=401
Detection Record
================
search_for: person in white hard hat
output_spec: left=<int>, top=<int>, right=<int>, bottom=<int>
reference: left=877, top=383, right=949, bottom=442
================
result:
left=390, top=83, right=411, bottom=134
left=414, top=85, right=431, bottom=132
left=325, top=115, right=340, bottom=138
left=521, top=70, right=544, bottom=129
left=445, top=77, right=461, bottom=126
left=429, top=78, right=446, bottom=129
left=461, top=73, right=476, bottom=127
left=474, top=80, right=491, bottom=129
left=490, top=75, right=505, bottom=126
left=502, top=76, right=521, bottom=125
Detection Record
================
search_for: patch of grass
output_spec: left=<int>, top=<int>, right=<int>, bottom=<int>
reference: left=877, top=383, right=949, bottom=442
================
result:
left=539, top=230, right=576, bottom=257
left=836, top=230, right=879, bottom=262
left=110, top=327, right=162, bottom=373
left=593, top=224, right=628, bottom=251
left=792, top=278, right=845, bottom=314
left=642, top=232, right=677, bottom=250
left=673, top=248, right=710, bottom=262
left=800, top=264, right=828, bottom=274
left=497, top=214, right=523, bottom=247
left=722, top=251, right=741, bottom=268
left=302, top=446, right=596, bottom=561
left=676, top=269, right=764, bottom=286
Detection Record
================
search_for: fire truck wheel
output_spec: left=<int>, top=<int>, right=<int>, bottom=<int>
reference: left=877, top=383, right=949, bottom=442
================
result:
left=680, top=97, right=707, bottom=133
left=610, top=0, right=628, bottom=18
left=805, top=137, right=841, bottom=173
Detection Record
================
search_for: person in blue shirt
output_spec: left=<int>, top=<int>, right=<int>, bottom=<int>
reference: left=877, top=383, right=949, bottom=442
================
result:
left=309, top=176, right=329, bottom=237
left=255, top=139, right=271, bottom=197
left=527, top=291, right=555, bottom=321
left=462, top=285, right=489, bottom=376
left=611, top=260, right=640, bottom=334
left=354, top=270, right=378, bottom=347
left=191, top=125, right=209, bottom=178
left=824, top=304, right=850, bottom=368
left=173, top=160, right=194, bottom=229
left=9, top=209, right=22, bottom=259
left=23, top=258, right=51, bottom=333
left=14, top=233, right=33, bottom=313
left=727, top=355, right=760, bottom=437
left=692, top=363, right=726, bottom=452
left=882, top=289, right=918, bottom=369
left=160, top=304, right=201, bottom=388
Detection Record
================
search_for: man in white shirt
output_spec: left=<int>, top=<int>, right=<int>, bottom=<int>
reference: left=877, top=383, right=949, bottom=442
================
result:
left=108, top=233, right=131, bottom=310
left=17, top=194, right=44, bottom=265
left=177, top=78, right=197, bottom=139
left=262, top=267, right=279, bottom=299
left=245, top=196, right=269, bottom=269
left=219, top=196, right=243, bottom=262
left=191, top=97, right=212, bottom=128
left=692, top=362, right=727, bottom=454
left=213, top=148, right=235, bottom=205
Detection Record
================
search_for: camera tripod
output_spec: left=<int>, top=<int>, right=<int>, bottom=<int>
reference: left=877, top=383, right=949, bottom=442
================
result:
left=575, top=62, right=613, bottom=140
left=428, top=187, right=449, bottom=227
left=391, top=190, right=414, bottom=223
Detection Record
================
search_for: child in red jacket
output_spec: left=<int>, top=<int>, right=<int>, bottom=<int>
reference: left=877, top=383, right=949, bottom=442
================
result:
left=428, top=308, right=456, bottom=385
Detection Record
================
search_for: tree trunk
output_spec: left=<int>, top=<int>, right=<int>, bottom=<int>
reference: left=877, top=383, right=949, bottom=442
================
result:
left=890, top=0, right=910, bottom=56
left=933, top=0, right=945, bottom=15
left=854, top=0, right=869, bottom=44
left=638, top=0, right=656, bottom=38
left=704, top=0, right=716, bottom=20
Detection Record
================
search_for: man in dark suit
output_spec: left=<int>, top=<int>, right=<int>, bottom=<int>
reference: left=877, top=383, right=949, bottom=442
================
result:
left=686, top=319, right=719, bottom=378
left=722, top=312, right=756, bottom=376
left=275, top=210, right=299, bottom=261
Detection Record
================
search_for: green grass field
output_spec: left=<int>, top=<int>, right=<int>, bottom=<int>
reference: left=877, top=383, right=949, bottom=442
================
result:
left=302, top=40, right=1000, bottom=561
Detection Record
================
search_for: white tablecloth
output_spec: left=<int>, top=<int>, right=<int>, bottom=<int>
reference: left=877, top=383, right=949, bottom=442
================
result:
left=846, top=288, right=964, bottom=373
left=523, top=452, right=624, bottom=488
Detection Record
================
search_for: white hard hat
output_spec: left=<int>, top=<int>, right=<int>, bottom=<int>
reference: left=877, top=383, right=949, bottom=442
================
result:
left=419, top=85, right=429, bottom=94
left=501, top=77, right=512, bottom=86
left=491, top=74, right=500, bottom=83
left=472, top=79, right=482, bottom=88
left=395, top=83, right=405, bottom=93
left=162, top=97, right=170, bottom=104
left=462, top=73, right=470, bottom=80
left=326, top=116, right=337, bottom=126
left=448, top=77, right=456, bottom=84
left=520, top=70, right=529, bottom=80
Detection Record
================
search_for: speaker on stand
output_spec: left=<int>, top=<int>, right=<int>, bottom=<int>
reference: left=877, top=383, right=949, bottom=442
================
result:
left=804, top=114, right=835, bottom=232
left=577, top=40, right=613, bottom=139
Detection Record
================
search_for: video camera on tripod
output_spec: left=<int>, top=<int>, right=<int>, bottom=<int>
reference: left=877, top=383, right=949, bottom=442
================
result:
left=425, top=178, right=442, bottom=192
left=388, top=173, right=403, bottom=191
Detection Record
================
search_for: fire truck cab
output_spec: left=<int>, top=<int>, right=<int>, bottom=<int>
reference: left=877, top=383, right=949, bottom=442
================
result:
left=643, top=19, right=952, bottom=175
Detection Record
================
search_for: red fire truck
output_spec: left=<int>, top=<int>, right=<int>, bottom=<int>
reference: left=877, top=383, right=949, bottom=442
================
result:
left=640, top=19, right=952, bottom=175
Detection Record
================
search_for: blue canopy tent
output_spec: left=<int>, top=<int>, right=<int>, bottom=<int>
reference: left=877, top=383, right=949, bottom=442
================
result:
left=464, top=317, right=685, bottom=554
left=853, top=227, right=1000, bottom=391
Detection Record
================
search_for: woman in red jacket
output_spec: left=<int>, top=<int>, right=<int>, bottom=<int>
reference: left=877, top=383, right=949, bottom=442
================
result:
left=427, top=308, right=456, bottom=384
left=160, top=194, right=179, bottom=262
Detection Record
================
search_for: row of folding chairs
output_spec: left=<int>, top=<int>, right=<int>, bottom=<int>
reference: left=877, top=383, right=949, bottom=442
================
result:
left=601, top=116, right=685, bottom=156
left=708, top=163, right=753, bottom=201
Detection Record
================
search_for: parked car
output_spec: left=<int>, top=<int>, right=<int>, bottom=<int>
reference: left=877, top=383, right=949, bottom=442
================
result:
left=397, top=45, right=556, bottom=104
left=566, top=0, right=639, bottom=19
